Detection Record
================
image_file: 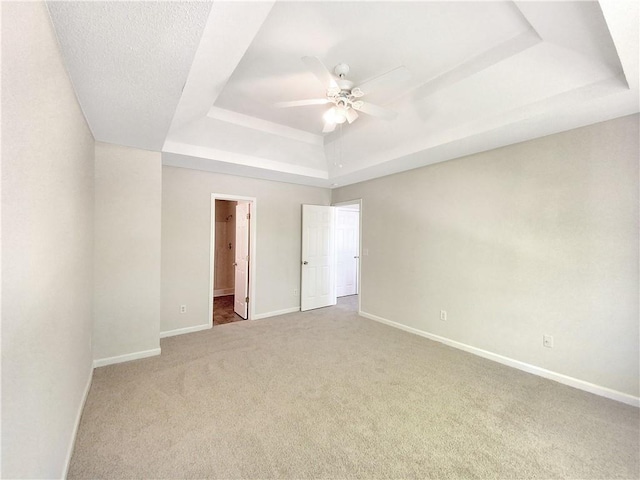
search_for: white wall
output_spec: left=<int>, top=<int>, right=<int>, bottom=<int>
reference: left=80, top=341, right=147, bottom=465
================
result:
left=332, top=114, right=639, bottom=399
left=1, top=3, right=95, bottom=477
left=161, top=165, right=330, bottom=332
left=93, top=142, right=161, bottom=363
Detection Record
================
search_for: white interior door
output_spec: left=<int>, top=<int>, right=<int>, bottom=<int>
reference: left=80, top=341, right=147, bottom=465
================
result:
left=301, top=205, right=336, bottom=311
left=336, top=208, right=359, bottom=297
left=234, top=202, right=250, bottom=319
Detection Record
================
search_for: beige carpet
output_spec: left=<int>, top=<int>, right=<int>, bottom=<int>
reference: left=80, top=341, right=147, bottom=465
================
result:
left=69, top=296, right=639, bottom=479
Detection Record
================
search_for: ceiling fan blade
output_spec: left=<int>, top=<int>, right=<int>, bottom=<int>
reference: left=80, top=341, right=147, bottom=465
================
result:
left=322, top=121, right=337, bottom=133
left=274, top=99, right=329, bottom=108
left=352, top=101, right=398, bottom=121
left=345, top=109, right=359, bottom=124
left=302, top=56, right=338, bottom=89
left=355, top=66, right=411, bottom=96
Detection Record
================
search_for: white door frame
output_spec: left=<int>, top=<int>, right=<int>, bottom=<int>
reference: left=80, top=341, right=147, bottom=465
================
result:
left=210, top=194, right=257, bottom=324
left=332, top=199, right=362, bottom=314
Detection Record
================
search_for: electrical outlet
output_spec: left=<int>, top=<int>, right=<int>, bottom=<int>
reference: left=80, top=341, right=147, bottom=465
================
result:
left=180, top=305, right=187, bottom=314
left=543, top=334, right=554, bottom=348
left=293, top=288, right=298, bottom=296
left=440, top=310, right=447, bottom=321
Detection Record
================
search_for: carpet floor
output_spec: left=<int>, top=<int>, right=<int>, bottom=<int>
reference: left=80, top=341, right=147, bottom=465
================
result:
left=69, top=296, right=639, bottom=479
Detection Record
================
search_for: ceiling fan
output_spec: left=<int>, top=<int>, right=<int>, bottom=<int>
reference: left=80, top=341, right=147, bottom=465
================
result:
left=275, top=56, right=411, bottom=133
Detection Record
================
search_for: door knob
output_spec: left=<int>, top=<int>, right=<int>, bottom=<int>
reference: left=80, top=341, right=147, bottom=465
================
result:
left=233, top=262, right=238, bottom=266
left=354, top=256, right=359, bottom=259
left=302, top=261, right=308, bottom=265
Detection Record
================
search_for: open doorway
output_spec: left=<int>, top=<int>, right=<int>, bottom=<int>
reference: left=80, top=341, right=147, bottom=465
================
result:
left=335, top=204, right=360, bottom=296
left=213, top=199, right=238, bottom=325
left=300, top=200, right=361, bottom=313
left=210, top=194, right=256, bottom=326
left=334, top=201, right=361, bottom=311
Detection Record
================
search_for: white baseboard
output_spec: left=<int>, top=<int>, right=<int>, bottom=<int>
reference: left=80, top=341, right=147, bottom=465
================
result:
left=160, top=323, right=211, bottom=338
left=214, top=288, right=234, bottom=297
left=253, top=307, right=300, bottom=320
left=359, top=310, right=639, bottom=408
left=62, top=365, right=93, bottom=478
left=93, top=347, right=161, bottom=368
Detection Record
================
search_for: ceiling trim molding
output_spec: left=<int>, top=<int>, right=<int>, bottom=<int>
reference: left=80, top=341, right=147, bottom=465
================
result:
left=164, top=140, right=328, bottom=180
left=162, top=153, right=331, bottom=188
left=207, top=106, right=324, bottom=146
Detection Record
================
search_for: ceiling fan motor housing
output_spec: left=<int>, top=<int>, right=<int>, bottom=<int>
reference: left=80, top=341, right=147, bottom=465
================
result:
left=337, top=78, right=354, bottom=91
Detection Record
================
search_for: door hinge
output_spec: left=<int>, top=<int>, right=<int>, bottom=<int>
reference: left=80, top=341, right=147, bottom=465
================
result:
left=246, top=213, right=250, bottom=220
left=245, top=296, right=249, bottom=303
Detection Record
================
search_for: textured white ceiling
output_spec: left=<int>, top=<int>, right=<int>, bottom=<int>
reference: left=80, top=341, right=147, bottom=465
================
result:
left=46, top=1, right=638, bottom=187
left=47, top=1, right=211, bottom=150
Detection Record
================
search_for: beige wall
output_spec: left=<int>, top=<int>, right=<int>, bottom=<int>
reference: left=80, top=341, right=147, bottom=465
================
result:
left=333, top=114, right=639, bottom=398
left=93, top=143, right=161, bottom=361
left=1, top=2, right=95, bottom=477
left=162, top=166, right=330, bottom=332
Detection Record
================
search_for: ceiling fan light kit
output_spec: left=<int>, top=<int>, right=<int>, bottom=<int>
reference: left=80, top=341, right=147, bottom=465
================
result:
left=276, top=56, right=410, bottom=133
left=323, top=106, right=347, bottom=124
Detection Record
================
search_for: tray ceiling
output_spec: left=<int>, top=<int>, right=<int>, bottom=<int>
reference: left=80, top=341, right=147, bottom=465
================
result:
left=48, top=1, right=639, bottom=188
